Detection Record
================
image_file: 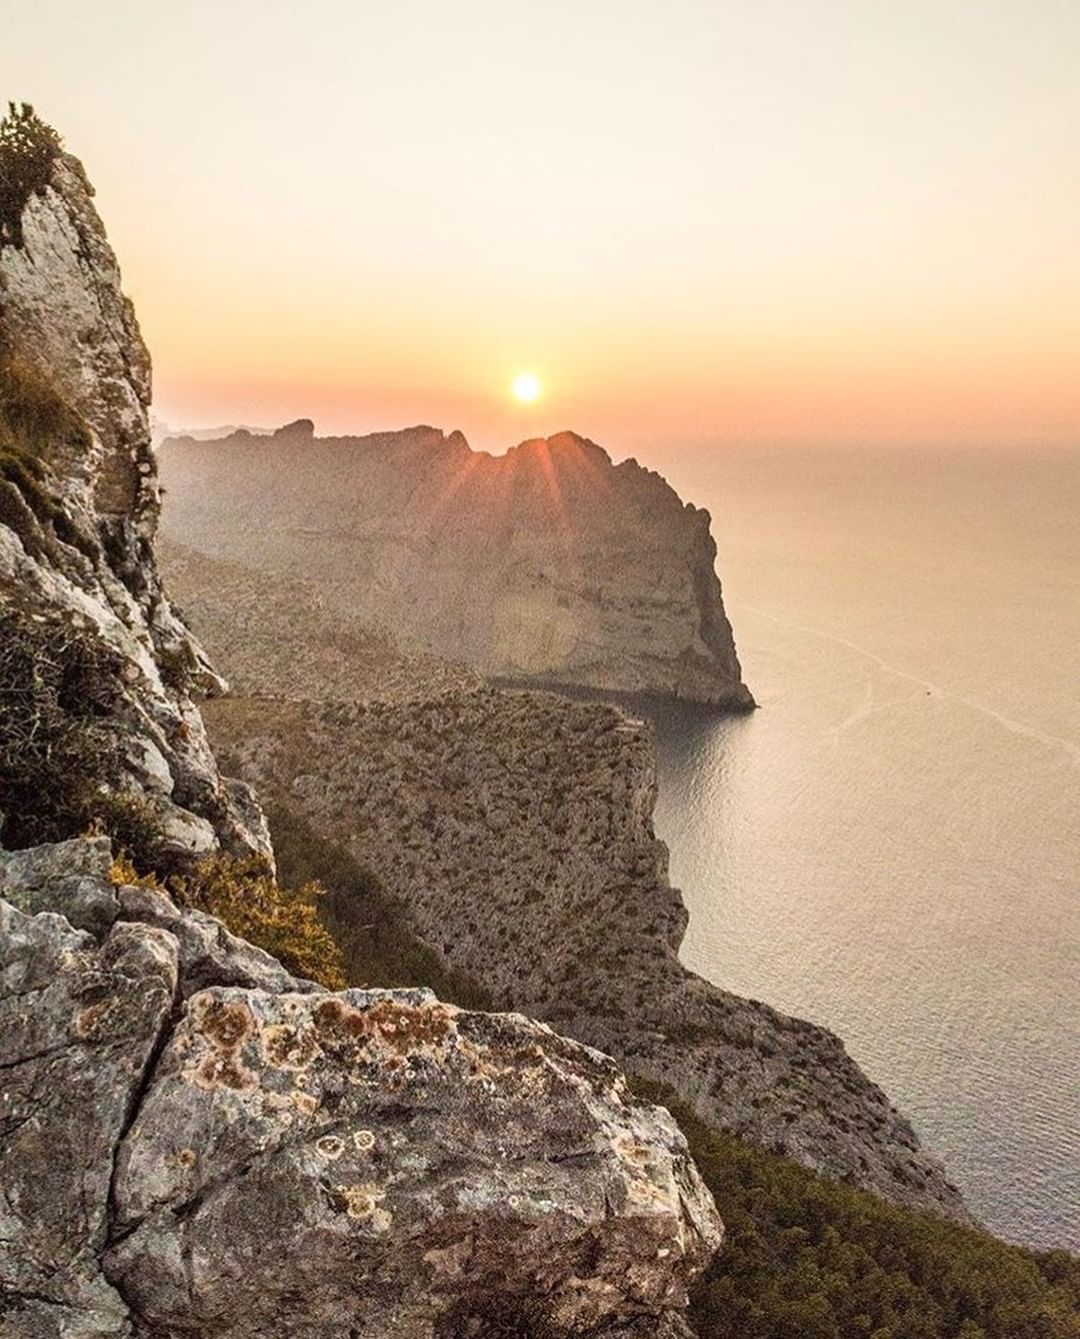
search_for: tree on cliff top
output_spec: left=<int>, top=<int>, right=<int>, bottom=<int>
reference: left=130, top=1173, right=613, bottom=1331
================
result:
left=0, top=102, right=62, bottom=249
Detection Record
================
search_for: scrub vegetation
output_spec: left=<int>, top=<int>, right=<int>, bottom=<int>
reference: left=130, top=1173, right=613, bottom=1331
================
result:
left=0, top=102, right=61, bottom=249
left=630, top=1078, right=1080, bottom=1339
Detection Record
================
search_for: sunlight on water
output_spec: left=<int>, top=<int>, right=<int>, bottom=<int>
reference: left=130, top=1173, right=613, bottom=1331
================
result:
left=642, top=444, right=1080, bottom=1251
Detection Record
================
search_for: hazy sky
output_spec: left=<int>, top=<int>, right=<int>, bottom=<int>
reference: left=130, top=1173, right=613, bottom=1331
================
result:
left=5, top=1, right=1079, bottom=453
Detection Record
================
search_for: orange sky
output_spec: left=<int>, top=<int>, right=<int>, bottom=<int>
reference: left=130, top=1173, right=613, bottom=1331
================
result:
left=6, top=0, right=1079, bottom=454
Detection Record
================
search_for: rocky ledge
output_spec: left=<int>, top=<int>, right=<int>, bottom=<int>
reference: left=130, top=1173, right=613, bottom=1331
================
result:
left=158, top=422, right=754, bottom=710
left=0, top=835, right=720, bottom=1338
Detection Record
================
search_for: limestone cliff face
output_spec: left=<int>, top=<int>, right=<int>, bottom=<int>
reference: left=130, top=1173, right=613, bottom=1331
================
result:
left=158, top=424, right=754, bottom=709
left=0, top=835, right=719, bottom=1338
left=0, top=148, right=266, bottom=861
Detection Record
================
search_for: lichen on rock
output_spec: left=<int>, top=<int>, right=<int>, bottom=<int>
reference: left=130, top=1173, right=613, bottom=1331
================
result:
left=0, top=834, right=722, bottom=1338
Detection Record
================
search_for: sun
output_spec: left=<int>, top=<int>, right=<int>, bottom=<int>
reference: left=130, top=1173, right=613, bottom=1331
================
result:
left=512, top=372, right=541, bottom=404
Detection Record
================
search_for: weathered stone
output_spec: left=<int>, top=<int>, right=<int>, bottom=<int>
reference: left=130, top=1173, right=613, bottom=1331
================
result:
left=0, top=836, right=117, bottom=934
left=0, top=841, right=721, bottom=1337
left=106, top=986, right=720, bottom=1339
left=116, top=883, right=318, bottom=997
left=0, top=899, right=178, bottom=1336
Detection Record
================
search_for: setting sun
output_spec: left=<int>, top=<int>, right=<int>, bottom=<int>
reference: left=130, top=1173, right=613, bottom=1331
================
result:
left=512, top=372, right=541, bottom=404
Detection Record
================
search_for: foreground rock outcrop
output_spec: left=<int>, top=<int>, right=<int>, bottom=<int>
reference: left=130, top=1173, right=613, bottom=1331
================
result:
left=158, top=422, right=754, bottom=710
left=0, top=837, right=721, bottom=1338
left=0, top=136, right=265, bottom=863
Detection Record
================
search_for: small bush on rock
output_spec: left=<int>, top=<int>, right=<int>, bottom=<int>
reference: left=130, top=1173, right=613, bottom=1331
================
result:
left=0, top=604, right=121, bottom=845
left=0, top=102, right=62, bottom=249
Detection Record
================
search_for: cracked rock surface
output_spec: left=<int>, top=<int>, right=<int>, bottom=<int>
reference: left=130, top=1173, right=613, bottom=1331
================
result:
left=0, top=898, right=177, bottom=1337
left=0, top=837, right=721, bottom=1338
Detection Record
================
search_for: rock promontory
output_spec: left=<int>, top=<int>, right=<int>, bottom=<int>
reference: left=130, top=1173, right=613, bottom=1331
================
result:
left=158, top=424, right=754, bottom=710
left=163, top=545, right=967, bottom=1222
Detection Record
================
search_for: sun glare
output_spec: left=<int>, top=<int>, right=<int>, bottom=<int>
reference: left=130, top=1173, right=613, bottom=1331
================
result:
left=512, top=372, right=541, bottom=404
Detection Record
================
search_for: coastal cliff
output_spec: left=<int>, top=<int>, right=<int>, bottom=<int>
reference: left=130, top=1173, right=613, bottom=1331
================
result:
left=0, top=116, right=720, bottom=1338
left=165, top=544, right=967, bottom=1220
left=7, top=107, right=1073, bottom=1339
left=158, top=422, right=754, bottom=709
left=0, top=128, right=266, bottom=865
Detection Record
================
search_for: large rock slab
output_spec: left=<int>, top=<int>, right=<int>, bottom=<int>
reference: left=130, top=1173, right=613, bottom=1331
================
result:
left=106, top=986, right=720, bottom=1338
left=0, top=840, right=722, bottom=1337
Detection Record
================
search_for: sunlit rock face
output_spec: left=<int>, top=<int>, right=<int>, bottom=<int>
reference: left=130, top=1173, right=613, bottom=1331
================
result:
left=0, top=148, right=269, bottom=863
left=159, top=425, right=754, bottom=710
left=0, top=835, right=721, bottom=1339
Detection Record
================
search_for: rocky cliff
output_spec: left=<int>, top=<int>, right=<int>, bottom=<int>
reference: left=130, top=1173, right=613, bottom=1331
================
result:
left=164, top=545, right=967, bottom=1221
left=158, top=421, right=754, bottom=709
left=0, top=117, right=722, bottom=1338
left=0, top=127, right=266, bottom=864
left=0, top=835, right=719, bottom=1339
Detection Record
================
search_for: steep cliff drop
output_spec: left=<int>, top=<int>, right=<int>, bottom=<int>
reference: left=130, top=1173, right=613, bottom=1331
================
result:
left=158, top=423, right=755, bottom=709
left=0, top=114, right=721, bottom=1339
left=163, top=544, right=969, bottom=1222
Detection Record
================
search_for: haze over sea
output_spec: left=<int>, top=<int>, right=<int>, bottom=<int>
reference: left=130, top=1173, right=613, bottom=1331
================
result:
left=636, top=442, right=1079, bottom=1252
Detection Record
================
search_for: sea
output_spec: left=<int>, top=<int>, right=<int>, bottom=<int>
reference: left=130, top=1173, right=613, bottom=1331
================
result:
left=632, top=442, right=1079, bottom=1252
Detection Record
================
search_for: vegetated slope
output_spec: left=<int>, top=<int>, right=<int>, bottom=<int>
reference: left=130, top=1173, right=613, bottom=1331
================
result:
left=158, top=420, right=754, bottom=708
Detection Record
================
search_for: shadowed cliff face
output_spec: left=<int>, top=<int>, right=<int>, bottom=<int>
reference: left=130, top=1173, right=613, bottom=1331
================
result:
left=158, top=424, right=754, bottom=709
left=0, top=143, right=268, bottom=863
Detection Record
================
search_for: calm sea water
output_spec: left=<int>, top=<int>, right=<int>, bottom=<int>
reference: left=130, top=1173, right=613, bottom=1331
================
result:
left=635, top=443, right=1079, bottom=1251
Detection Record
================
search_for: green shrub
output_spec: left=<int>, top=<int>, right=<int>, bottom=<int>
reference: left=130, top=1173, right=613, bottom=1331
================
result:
left=629, top=1077, right=1080, bottom=1339
left=0, top=604, right=122, bottom=846
left=0, top=102, right=62, bottom=249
